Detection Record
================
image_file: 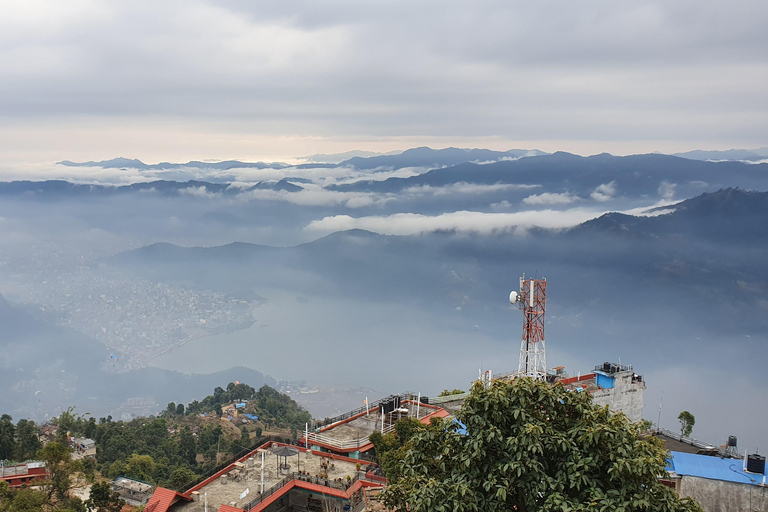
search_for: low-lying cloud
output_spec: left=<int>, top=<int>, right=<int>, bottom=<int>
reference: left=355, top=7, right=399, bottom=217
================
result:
left=522, top=191, right=579, bottom=205
left=305, top=208, right=607, bottom=236
left=591, top=181, right=617, bottom=202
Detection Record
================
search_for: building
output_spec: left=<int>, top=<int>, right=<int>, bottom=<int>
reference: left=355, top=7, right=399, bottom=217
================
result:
left=557, top=362, right=646, bottom=422
left=666, top=451, right=768, bottom=511
left=114, top=476, right=156, bottom=506
left=145, top=441, right=385, bottom=512
left=303, top=394, right=449, bottom=459
left=71, top=437, right=96, bottom=459
left=495, top=361, right=647, bottom=422
left=0, top=462, right=47, bottom=488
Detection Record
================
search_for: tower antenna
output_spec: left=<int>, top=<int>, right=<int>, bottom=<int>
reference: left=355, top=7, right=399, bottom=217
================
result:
left=509, top=274, right=547, bottom=380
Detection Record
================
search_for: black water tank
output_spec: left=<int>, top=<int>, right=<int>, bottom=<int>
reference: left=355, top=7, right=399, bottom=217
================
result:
left=746, top=454, right=765, bottom=474
left=420, top=396, right=429, bottom=405
left=727, top=436, right=738, bottom=447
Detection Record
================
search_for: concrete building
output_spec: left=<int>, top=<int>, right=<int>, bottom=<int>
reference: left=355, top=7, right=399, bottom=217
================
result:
left=494, top=361, right=647, bottom=422
left=556, top=362, right=646, bottom=422
left=71, top=437, right=96, bottom=459
left=113, top=476, right=155, bottom=506
left=666, top=451, right=768, bottom=512
left=0, top=462, right=46, bottom=488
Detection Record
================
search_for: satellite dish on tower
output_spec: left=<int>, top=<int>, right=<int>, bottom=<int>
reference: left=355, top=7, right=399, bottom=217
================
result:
left=509, top=291, right=519, bottom=304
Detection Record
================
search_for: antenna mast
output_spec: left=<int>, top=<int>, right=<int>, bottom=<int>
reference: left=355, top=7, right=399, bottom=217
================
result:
left=510, top=274, right=547, bottom=380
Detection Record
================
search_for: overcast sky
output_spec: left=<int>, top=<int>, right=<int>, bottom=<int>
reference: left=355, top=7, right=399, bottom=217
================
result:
left=1, top=0, right=766, bottom=164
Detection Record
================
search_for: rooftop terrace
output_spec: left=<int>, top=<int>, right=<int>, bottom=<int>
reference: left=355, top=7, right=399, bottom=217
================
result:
left=169, top=445, right=367, bottom=512
left=307, top=399, right=448, bottom=453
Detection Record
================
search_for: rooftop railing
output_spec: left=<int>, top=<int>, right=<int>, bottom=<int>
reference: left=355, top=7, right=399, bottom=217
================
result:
left=242, top=470, right=379, bottom=511
left=318, top=393, right=415, bottom=428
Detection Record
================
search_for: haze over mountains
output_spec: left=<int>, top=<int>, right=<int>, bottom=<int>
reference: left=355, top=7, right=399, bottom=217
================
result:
left=0, top=148, right=766, bottom=453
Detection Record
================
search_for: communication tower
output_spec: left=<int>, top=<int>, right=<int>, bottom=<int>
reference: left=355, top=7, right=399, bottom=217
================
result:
left=509, top=274, right=547, bottom=380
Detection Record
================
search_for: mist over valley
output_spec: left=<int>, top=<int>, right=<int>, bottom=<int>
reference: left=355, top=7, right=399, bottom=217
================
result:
left=0, top=150, right=766, bottom=454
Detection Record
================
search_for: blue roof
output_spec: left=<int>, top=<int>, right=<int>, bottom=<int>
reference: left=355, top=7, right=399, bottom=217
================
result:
left=668, top=451, right=767, bottom=486
left=245, top=414, right=259, bottom=420
left=235, top=403, right=246, bottom=408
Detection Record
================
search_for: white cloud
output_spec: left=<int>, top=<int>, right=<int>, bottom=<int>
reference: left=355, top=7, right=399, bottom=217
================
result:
left=178, top=186, right=220, bottom=198
left=241, top=184, right=392, bottom=209
left=590, top=182, right=617, bottom=202
left=658, top=180, right=676, bottom=201
left=305, top=208, right=606, bottom=236
left=522, top=192, right=578, bottom=205
left=401, top=182, right=539, bottom=198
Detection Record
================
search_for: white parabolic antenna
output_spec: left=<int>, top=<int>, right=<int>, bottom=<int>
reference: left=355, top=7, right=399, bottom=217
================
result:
left=509, top=291, right=519, bottom=304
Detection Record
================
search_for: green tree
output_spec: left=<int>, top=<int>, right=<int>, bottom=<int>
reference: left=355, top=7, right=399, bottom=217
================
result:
left=122, top=454, right=156, bottom=483
left=86, top=481, right=125, bottom=512
left=255, top=427, right=262, bottom=440
left=0, top=415, right=16, bottom=461
left=370, top=417, right=422, bottom=482
left=175, top=404, right=185, bottom=416
left=52, top=407, right=89, bottom=437
left=37, top=441, right=84, bottom=505
left=14, top=419, right=41, bottom=461
left=383, top=378, right=702, bottom=512
left=165, top=403, right=176, bottom=417
left=177, top=427, right=197, bottom=467
left=438, top=389, right=465, bottom=397
left=83, top=418, right=97, bottom=439
left=2, top=487, right=48, bottom=511
left=168, top=466, right=198, bottom=491
left=678, top=411, right=695, bottom=437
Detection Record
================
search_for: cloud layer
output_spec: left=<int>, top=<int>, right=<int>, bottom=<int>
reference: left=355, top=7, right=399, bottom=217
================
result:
left=305, top=208, right=607, bottom=235
left=1, top=0, right=767, bottom=163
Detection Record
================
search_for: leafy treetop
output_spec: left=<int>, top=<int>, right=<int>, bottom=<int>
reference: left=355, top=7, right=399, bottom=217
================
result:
left=678, top=411, right=695, bottom=438
left=382, top=378, right=703, bottom=512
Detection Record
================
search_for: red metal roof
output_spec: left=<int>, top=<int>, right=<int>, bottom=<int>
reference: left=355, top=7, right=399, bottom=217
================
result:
left=144, top=487, right=191, bottom=512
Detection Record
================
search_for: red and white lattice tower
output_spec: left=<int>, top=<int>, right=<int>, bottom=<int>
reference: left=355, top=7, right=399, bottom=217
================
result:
left=510, top=275, right=547, bottom=381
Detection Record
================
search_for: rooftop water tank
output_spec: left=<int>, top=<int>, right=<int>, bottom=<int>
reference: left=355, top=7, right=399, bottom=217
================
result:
left=746, top=454, right=765, bottom=474
left=727, top=436, right=737, bottom=447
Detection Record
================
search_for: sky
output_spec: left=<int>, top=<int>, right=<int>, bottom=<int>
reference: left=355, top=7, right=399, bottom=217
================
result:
left=1, top=0, right=767, bottom=165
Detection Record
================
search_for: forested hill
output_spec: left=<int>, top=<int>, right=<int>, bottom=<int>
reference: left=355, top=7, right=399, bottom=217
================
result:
left=0, top=382, right=311, bottom=495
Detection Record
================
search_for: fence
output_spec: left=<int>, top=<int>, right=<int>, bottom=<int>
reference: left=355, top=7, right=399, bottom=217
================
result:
left=658, top=428, right=718, bottom=451
left=307, top=423, right=396, bottom=451
left=429, top=392, right=470, bottom=404
left=318, top=393, right=415, bottom=428
left=242, top=470, right=379, bottom=511
left=173, top=435, right=284, bottom=492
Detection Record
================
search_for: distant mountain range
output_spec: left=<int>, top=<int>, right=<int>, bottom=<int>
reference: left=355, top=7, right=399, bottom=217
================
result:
left=57, top=157, right=290, bottom=170
left=55, top=147, right=548, bottom=172
left=328, top=152, right=768, bottom=199
left=673, top=148, right=768, bottom=161
left=13, top=152, right=768, bottom=205
left=0, top=178, right=304, bottom=197
left=56, top=147, right=768, bottom=176
left=337, top=147, right=547, bottom=170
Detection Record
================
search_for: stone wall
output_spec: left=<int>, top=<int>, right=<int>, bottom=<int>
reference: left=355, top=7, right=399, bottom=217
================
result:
left=679, top=475, right=768, bottom=512
left=591, top=371, right=645, bottom=422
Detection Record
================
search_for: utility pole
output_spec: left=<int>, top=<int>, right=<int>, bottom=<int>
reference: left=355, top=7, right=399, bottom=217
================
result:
left=657, top=391, right=664, bottom=431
